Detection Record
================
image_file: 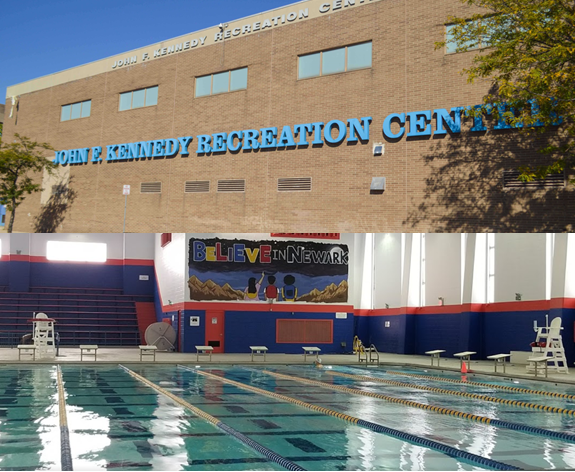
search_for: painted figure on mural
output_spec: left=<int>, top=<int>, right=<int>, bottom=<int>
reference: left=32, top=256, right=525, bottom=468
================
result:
left=244, top=272, right=265, bottom=300
left=282, top=274, right=298, bottom=302
left=265, top=275, right=279, bottom=302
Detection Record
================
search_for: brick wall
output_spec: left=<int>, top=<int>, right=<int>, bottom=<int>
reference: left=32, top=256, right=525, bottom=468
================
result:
left=3, top=0, right=573, bottom=232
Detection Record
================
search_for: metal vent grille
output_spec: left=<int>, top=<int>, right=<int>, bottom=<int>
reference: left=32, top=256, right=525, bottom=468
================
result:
left=185, top=181, right=210, bottom=193
left=503, top=171, right=565, bottom=189
left=217, top=179, right=245, bottom=192
left=140, top=182, right=162, bottom=193
left=278, top=177, right=312, bottom=192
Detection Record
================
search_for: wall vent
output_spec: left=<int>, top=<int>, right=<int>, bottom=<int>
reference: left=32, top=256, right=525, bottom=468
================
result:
left=140, top=181, right=162, bottom=193
left=503, top=170, right=565, bottom=189
left=185, top=181, right=210, bottom=193
left=217, top=179, right=245, bottom=192
left=278, top=177, right=312, bottom=192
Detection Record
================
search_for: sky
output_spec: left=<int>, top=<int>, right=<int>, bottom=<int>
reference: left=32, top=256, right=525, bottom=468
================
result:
left=0, top=0, right=304, bottom=105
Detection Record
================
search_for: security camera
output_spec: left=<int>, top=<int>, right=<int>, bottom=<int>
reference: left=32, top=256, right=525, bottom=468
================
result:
left=219, top=23, right=224, bottom=30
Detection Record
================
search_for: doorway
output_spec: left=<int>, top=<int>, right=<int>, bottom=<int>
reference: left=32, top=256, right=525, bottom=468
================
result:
left=205, top=310, right=224, bottom=353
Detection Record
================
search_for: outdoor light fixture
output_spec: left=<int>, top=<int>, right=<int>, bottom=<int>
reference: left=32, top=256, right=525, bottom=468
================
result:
left=385, top=303, right=389, bottom=309
left=515, top=293, right=522, bottom=301
left=373, top=143, right=384, bottom=156
left=438, top=297, right=445, bottom=306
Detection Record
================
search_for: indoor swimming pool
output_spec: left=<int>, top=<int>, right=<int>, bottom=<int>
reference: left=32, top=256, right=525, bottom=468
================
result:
left=1, top=364, right=575, bottom=470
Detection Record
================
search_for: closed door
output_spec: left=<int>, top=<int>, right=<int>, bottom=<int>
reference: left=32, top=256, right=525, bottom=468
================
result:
left=205, top=311, right=225, bottom=353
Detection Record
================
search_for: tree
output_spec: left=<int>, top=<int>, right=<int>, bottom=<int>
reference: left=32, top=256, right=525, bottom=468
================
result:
left=0, top=134, right=56, bottom=233
left=438, top=0, right=575, bottom=182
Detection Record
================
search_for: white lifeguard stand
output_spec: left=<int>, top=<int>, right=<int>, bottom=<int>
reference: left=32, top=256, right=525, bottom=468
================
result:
left=528, top=315, right=568, bottom=374
left=30, top=313, right=56, bottom=359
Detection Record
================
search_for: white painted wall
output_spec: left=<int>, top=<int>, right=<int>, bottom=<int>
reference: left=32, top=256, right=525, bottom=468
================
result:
left=373, top=233, right=402, bottom=308
left=564, top=234, right=575, bottom=298
left=494, top=234, right=546, bottom=302
left=425, top=233, right=461, bottom=306
left=125, top=234, right=155, bottom=260
left=0, top=234, right=10, bottom=256
left=155, top=233, right=186, bottom=306
left=9, top=234, right=31, bottom=256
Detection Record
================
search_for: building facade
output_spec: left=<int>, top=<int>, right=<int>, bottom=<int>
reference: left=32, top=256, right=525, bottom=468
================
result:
left=3, top=0, right=573, bottom=233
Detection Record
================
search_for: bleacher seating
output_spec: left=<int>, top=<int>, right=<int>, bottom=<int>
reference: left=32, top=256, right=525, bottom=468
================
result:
left=0, top=287, right=153, bottom=347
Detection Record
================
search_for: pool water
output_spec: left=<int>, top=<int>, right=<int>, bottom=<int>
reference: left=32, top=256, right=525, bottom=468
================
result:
left=0, top=364, right=575, bottom=470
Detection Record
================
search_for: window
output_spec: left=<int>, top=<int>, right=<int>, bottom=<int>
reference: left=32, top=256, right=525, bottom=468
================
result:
left=119, top=86, right=158, bottom=111
left=47, top=241, right=107, bottom=263
left=445, top=22, right=483, bottom=54
left=298, top=42, right=372, bottom=79
left=61, top=100, right=91, bottom=121
left=195, top=68, right=248, bottom=97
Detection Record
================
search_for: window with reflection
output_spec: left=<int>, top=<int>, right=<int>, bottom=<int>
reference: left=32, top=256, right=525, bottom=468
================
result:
left=298, top=42, right=372, bottom=79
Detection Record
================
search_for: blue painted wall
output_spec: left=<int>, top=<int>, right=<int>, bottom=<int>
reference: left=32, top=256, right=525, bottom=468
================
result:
left=30, top=262, right=123, bottom=289
left=179, top=309, right=354, bottom=354
left=362, top=308, right=575, bottom=363
left=182, top=310, right=207, bottom=353
left=224, top=310, right=353, bottom=355
left=366, top=314, right=416, bottom=355
left=9, top=261, right=30, bottom=292
left=123, top=265, right=155, bottom=295
left=0, top=261, right=9, bottom=288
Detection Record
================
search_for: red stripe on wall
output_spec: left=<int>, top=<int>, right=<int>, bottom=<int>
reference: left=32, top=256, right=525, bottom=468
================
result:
left=16, top=256, right=153, bottom=266
left=180, top=301, right=354, bottom=313
left=124, top=259, right=154, bottom=266
left=8, top=255, right=30, bottom=262
left=355, top=298, right=575, bottom=316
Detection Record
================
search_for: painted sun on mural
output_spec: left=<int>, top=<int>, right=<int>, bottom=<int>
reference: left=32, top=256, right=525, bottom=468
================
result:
left=188, top=238, right=349, bottom=303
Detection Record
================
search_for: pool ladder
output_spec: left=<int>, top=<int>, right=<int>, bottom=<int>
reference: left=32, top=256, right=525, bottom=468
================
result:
left=358, top=344, right=380, bottom=365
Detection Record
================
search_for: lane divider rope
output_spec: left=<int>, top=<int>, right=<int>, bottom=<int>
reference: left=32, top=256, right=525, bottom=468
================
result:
left=56, top=365, right=73, bottom=471
left=323, top=370, right=575, bottom=416
left=179, top=365, right=519, bottom=471
left=386, top=370, right=575, bottom=400
left=259, top=369, right=575, bottom=445
left=118, top=365, right=305, bottom=472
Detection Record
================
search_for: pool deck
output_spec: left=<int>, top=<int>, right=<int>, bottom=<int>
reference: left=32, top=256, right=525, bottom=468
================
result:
left=2, top=347, right=575, bottom=385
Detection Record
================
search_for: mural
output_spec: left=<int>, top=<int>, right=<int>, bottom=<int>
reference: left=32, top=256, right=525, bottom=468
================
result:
left=188, top=238, right=349, bottom=303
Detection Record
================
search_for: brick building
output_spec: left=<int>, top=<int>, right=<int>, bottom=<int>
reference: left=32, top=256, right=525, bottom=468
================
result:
left=3, top=0, right=573, bottom=233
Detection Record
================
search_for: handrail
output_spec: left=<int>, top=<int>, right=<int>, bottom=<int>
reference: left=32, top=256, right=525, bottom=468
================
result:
left=369, top=344, right=380, bottom=364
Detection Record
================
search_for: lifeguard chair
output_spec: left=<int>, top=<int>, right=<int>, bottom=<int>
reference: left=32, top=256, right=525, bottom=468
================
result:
left=528, top=316, right=568, bottom=374
left=30, top=313, right=56, bottom=359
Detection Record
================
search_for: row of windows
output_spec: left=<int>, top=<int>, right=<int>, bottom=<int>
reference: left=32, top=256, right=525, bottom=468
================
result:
left=60, top=41, right=373, bottom=121
left=61, top=100, right=91, bottom=121
left=298, top=42, right=372, bottom=79
left=119, top=86, right=158, bottom=111
left=195, top=68, right=248, bottom=97
left=445, top=24, right=482, bottom=54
